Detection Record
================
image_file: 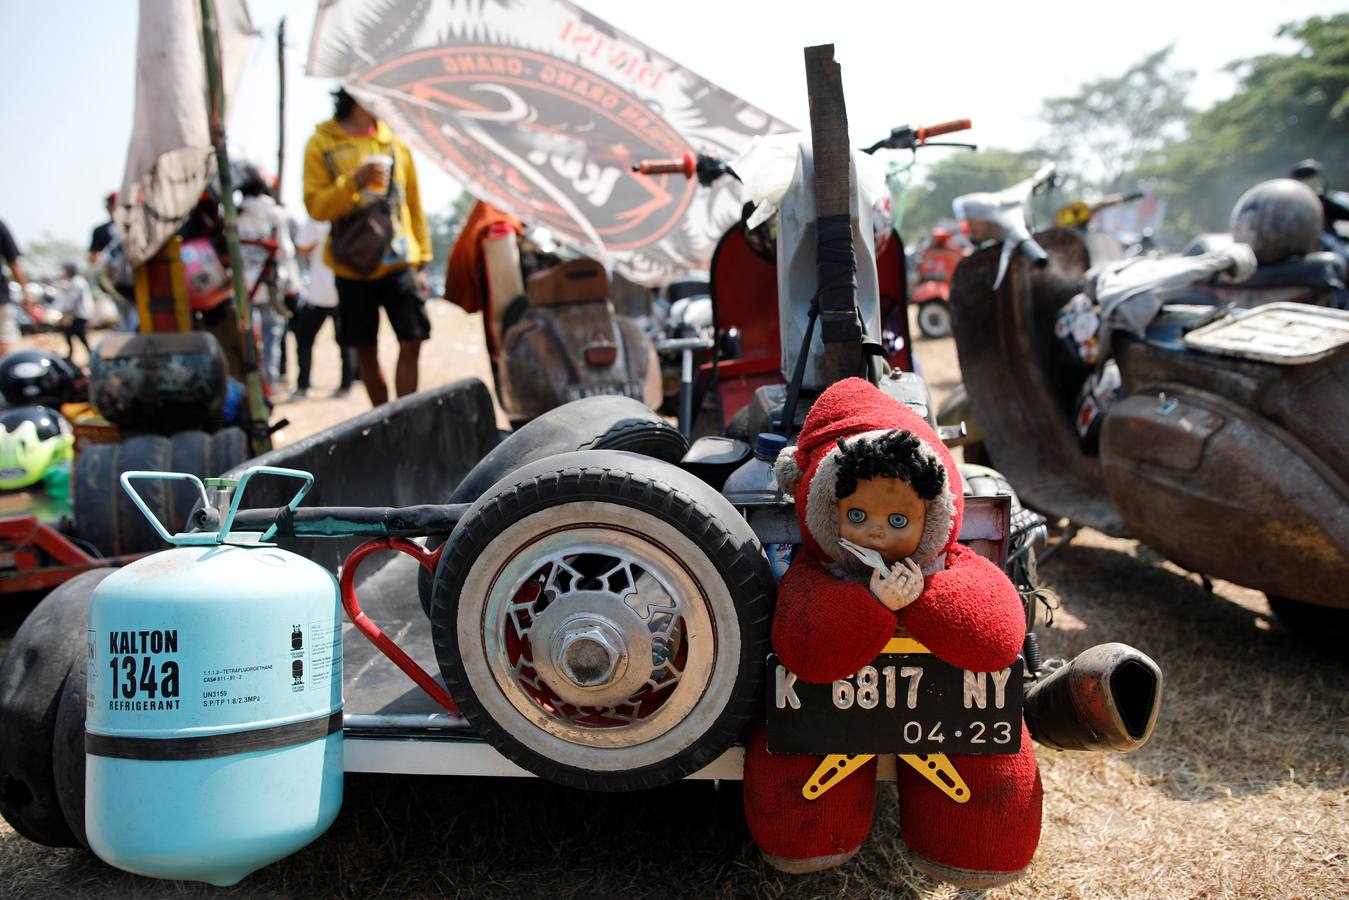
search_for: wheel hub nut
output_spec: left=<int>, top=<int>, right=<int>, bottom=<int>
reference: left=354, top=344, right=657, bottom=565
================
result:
left=556, top=627, right=621, bottom=686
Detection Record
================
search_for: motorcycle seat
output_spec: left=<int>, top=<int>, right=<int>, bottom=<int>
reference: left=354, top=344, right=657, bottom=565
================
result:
left=527, top=258, right=611, bottom=307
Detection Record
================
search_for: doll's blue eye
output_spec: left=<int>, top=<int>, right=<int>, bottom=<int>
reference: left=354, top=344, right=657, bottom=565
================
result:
left=888, top=513, right=909, bottom=529
left=847, top=508, right=866, bottom=524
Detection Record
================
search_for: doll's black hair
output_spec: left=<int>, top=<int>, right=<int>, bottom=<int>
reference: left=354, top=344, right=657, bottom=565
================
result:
left=833, top=432, right=944, bottom=501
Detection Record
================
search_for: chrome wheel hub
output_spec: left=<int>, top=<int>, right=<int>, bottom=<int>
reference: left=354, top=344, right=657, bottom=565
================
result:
left=530, top=592, right=654, bottom=708
left=475, top=527, right=715, bottom=749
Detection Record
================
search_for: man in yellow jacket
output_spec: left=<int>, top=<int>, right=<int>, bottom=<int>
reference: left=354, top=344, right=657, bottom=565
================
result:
left=303, top=89, right=432, bottom=406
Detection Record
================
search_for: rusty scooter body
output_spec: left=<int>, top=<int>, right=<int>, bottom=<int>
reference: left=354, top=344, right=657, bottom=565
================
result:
left=947, top=174, right=1349, bottom=638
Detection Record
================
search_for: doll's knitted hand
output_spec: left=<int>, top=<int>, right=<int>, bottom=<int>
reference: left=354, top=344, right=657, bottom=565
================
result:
left=870, top=558, right=924, bottom=612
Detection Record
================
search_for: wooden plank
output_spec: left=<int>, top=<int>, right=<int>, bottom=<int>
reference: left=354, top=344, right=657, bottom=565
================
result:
left=803, top=44, right=861, bottom=380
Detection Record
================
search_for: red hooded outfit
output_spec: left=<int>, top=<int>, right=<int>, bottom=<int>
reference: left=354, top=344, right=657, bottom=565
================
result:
left=742, top=378, right=1042, bottom=887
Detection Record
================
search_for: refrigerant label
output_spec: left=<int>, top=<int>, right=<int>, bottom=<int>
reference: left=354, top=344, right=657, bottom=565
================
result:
left=104, top=629, right=182, bottom=711
left=200, top=662, right=273, bottom=708
left=306, top=620, right=337, bottom=693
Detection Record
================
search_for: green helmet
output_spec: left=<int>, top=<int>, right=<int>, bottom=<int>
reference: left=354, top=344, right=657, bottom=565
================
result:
left=0, top=406, right=74, bottom=490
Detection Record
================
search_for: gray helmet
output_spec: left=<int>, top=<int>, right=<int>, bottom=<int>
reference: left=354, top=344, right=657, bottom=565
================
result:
left=1230, top=178, right=1324, bottom=265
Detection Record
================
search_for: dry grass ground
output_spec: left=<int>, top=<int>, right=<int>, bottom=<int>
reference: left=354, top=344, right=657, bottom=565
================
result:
left=1, top=317, right=1345, bottom=899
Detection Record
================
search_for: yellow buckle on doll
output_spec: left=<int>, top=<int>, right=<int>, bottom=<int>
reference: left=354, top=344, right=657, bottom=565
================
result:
left=801, top=636, right=971, bottom=804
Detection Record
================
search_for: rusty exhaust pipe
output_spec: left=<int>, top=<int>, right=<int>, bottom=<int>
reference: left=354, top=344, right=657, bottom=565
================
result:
left=1024, top=643, right=1162, bottom=752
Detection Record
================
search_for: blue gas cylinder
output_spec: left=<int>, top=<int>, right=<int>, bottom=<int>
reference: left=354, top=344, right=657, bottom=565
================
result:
left=84, top=467, right=343, bottom=886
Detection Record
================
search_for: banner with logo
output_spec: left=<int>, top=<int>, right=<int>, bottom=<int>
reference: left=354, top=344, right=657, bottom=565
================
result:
left=307, top=0, right=793, bottom=284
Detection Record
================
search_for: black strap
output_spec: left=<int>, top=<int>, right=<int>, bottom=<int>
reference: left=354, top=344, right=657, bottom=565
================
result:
left=87, top=710, right=342, bottom=761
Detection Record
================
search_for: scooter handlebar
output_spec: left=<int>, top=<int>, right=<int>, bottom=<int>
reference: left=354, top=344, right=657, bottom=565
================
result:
left=918, top=118, right=972, bottom=143
left=631, top=151, right=696, bottom=179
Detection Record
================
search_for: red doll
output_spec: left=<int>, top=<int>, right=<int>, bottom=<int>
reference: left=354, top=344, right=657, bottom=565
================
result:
left=743, top=378, right=1042, bottom=888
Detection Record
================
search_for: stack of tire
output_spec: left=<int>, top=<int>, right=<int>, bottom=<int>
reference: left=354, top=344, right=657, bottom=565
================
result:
left=75, top=332, right=248, bottom=555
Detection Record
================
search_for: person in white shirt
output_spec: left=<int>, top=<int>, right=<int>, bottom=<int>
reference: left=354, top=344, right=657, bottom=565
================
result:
left=293, top=218, right=356, bottom=398
left=55, top=261, right=95, bottom=362
left=236, top=165, right=299, bottom=391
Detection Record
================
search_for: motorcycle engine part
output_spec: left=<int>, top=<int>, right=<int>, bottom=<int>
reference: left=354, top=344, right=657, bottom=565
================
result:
left=0, top=405, right=73, bottom=489
left=1230, top=178, right=1324, bottom=265
left=89, top=331, right=227, bottom=432
left=0, top=350, right=83, bottom=407
left=429, top=449, right=773, bottom=791
left=1023, top=642, right=1162, bottom=752
left=178, top=236, right=233, bottom=312
left=85, top=467, right=342, bottom=886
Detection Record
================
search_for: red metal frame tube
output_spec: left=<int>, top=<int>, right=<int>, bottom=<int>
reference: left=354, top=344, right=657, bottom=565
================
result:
left=339, top=538, right=459, bottom=714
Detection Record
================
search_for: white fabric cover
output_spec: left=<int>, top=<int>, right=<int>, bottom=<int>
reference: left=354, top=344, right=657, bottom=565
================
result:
left=115, top=0, right=257, bottom=267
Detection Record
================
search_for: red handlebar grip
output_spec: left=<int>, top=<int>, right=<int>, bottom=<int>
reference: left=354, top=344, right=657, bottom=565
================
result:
left=631, top=151, right=696, bottom=179
left=917, top=118, right=972, bottom=143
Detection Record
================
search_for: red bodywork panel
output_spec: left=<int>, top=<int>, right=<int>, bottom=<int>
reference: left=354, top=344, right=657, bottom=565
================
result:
left=708, top=224, right=913, bottom=422
left=0, top=516, right=142, bottom=594
left=917, top=245, right=965, bottom=284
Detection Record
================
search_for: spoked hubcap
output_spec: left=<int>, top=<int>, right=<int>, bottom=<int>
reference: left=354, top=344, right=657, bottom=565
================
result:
left=464, top=514, right=724, bottom=758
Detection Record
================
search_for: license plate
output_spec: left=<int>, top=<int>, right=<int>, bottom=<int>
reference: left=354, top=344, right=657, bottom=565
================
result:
left=766, top=653, right=1023, bottom=755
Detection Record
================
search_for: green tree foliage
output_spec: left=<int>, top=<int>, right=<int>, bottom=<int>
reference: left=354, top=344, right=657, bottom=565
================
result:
left=1039, top=45, right=1194, bottom=193
left=899, top=149, right=1043, bottom=244
left=424, top=189, right=476, bottom=287
left=1145, top=14, right=1349, bottom=239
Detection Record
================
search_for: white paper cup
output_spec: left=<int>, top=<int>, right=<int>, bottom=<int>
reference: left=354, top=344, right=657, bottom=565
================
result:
left=364, top=154, right=393, bottom=191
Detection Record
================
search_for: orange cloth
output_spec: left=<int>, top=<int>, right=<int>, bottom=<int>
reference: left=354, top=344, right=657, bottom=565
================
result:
left=443, top=201, right=522, bottom=314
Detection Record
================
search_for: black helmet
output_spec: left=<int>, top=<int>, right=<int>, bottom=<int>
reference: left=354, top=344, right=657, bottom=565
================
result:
left=0, top=350, right=84, bottom=407
left=1230, top=178, right=1324, bottom=265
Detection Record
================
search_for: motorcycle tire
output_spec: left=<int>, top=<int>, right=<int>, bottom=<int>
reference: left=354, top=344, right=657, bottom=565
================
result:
left=0, top=568, right=113, bottom=847
left=429, top=450, right=773, bottom=791
left=209, top=426, right=249, bottom=476
left=417, top=396, right=688, bottom=616
left=52, top=654, right=89, bottom=848
left=167, top=430, right=211, bottom=533
left=917, top=301, right=953, bottom=339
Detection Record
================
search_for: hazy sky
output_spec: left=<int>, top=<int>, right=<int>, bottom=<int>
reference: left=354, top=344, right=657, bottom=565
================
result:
left=2, top=0, right=1342, bottom=250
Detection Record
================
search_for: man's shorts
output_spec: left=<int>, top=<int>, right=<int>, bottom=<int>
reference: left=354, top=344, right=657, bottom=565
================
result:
left=334, top=268, right=431, bottom=348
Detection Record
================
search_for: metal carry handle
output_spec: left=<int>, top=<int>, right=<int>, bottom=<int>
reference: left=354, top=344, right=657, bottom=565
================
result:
left=221, top=466, right=314, bottom=543
left=120, top=471, right=212, bottom=545
left=120, top=465, right=314, bottom=546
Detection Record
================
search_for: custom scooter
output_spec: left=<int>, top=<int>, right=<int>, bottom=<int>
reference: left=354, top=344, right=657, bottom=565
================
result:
left=944, top=165, right=1349, bottom=644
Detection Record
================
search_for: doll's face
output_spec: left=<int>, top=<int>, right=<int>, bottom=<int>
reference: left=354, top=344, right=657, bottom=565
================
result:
left=837, top=476, right=926, bottom=566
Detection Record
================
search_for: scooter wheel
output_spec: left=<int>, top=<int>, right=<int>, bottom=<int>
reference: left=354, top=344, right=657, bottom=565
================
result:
left=430, top=450, right=773, bottom=791
left=917, top=301, right=953, bottom=339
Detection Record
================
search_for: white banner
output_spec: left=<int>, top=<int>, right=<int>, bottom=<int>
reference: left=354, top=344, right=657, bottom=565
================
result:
left=307, top=0, right=792, bottom=284
left=117, top=0, right=258, bottom=267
